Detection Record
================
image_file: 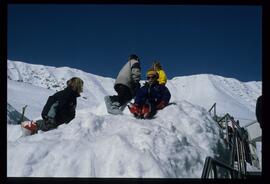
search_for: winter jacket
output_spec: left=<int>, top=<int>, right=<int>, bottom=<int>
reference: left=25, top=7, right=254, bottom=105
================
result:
left=156, top=69, right=167, bottom=85
left=114, top=59, right=141, bottom=95
left=256, top=95, right=262, bottom=128
left=41, top=86, right=79, bottom=126
left=134, top=82, right=171, bottom=108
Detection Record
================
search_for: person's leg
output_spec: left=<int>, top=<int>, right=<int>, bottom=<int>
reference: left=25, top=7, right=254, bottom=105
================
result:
left=109, top=95, right=120, bottom=104
left=35, top=101, right=59, bottom=131
left=114, top=84, right=132, bottom=106
left=149, top=103, right=157, bottom=118
left=141, top=102, right=157, bottom=119
left=36, top=119, right=58, bottom=132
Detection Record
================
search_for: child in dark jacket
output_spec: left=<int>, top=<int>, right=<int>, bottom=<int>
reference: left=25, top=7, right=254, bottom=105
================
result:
left=21, top=77, right=84, bottom=135
left=129, top=69, right=171, bottom=119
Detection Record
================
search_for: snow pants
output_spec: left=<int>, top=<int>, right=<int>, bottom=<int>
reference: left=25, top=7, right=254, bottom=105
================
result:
left=36, top=101, right=59, bottom=131
left=36, top=119, right=58, bottom=132
left=110, top=84, right=132, bottom=106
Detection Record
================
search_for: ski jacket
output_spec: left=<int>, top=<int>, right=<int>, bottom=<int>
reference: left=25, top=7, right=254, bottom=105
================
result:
left=134, top=82, right=171, bottom=108
left=41, top=86, right=80, bottom=125
left=256, top=95, right=262, bottom=128
left=156, top=69, right=167, bottom=85
left=114, top=59, right=141, bottom=95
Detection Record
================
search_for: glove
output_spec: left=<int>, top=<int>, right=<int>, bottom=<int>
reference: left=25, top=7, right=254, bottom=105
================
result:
left=156, top=101, right=167, bottom=110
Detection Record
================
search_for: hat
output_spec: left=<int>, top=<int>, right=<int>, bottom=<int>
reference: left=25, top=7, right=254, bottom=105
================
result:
left=153, top=61, right=162, bottom=69
left=129, top=54, right=140, bottom=61
left=146, top=69, right=158, bottom=77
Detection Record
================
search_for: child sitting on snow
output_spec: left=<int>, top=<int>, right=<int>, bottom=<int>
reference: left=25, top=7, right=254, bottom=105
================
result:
left=21, top=77, right=84, bottom=135
left=129, top=69, right=171, bottom=119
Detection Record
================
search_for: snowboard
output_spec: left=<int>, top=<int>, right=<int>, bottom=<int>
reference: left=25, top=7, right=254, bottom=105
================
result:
left=104, top=95, right=126, bottom=115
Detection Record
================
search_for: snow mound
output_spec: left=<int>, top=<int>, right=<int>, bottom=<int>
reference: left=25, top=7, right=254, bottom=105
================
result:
left=7, top=100, right=224, bottom=177
left=7, top=60, right=261, bottom=177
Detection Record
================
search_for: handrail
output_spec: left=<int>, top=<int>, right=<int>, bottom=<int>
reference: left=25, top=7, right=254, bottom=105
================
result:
left=201, top=156, right=241, bottom=178
left=219, top=113, right=247, bottom=175
left=208, top=103, right=216, bottom=114
left=206, top=103, right=253, bottom=178
left=244, top=120, right=259, bottom=128
left=208, top=103, right=217, bottom=122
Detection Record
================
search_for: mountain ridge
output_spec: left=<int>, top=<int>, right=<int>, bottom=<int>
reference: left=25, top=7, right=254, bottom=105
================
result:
left=7, top=59, right=261, bottom=125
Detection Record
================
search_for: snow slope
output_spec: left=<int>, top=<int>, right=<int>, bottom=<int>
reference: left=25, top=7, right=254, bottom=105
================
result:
left=7, top=60, right=261, bottom=177
left=8, top=98, right=224, bottom=177
left=8, top=60, right=261, bottom=125
left=168, top=75, right=261, bottom=125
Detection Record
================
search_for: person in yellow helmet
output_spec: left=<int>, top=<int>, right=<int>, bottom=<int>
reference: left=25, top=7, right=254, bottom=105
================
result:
left=128, top=69, right=171, bottom=119
left=152, top=61, right=167, bottom=85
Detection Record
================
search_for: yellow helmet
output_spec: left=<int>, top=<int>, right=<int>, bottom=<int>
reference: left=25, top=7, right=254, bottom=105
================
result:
left=146, top=69, right=158, bottom=79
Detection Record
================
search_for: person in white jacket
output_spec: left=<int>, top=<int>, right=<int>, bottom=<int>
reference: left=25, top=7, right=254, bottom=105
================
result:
left=108, top=54, right=141, bottom=112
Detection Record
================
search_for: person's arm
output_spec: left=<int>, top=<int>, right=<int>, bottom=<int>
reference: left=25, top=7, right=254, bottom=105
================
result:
left=131, top=62, right=141, bottom=83
left=157, top=86, right=171, bottom=109
left=158, top=70, right=167, bottom=85
left=58, top=93, right=76, bottom=124
left=134, top=86, right=147, bottom=107
left=55, top=89, right=73, bottom=113
left=256, top=95, right=262, bottom=127
left=41, top=95, right=57, bottom=120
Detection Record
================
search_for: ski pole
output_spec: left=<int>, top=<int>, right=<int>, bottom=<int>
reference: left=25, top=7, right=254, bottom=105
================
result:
left=20, top=105, right=28, bottom=123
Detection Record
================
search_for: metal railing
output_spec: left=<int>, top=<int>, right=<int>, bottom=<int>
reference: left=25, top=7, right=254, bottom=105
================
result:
left=201, top=156, right=242, bottom=178
left=202, top=103, right=258, bottom=178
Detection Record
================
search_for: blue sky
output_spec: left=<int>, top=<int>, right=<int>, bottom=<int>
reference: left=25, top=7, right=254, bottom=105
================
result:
left=8, top=4, right=262, bottom=81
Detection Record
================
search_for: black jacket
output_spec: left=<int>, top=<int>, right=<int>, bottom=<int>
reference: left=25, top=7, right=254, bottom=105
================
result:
left=256, top=95, right=262, bottom=128
left=135, top=82, right=171, bottom=107
left=41, top=86, right=80, bottom=125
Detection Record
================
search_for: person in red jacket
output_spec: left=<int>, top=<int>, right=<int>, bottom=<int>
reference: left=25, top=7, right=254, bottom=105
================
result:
left=129, top=69, right=171, bottom=119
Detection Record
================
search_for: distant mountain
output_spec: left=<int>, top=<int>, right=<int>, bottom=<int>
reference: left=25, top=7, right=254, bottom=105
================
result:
left=169, top=74, right=261, bottom=124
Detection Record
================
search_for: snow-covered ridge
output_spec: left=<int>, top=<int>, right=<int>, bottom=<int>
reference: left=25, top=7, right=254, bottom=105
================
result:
left=8, top=60, right=108, bottom=89
left=7, top=60, right=261, bottom=177
left=169, top=74, right=261, bottom=124
left=8, top=60, right=115, bottom=108
left=7, top=60, right=261, bottom=125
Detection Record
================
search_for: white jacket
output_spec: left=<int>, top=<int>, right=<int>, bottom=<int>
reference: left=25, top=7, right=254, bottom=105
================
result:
left=114, top=59, right=141, bottom=90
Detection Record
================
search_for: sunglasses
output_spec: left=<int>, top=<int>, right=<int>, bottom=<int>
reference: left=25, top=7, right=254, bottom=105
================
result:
left=147, top=75, right=156, bottom=80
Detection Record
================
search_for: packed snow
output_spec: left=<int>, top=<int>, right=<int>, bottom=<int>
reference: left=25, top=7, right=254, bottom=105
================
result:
left=7, top=60, right=262, bottom=177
